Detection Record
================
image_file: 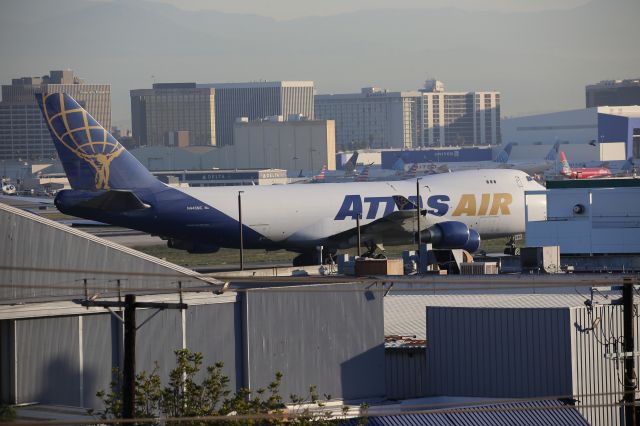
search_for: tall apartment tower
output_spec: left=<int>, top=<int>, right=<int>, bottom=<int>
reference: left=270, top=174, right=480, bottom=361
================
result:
left=315, top=81, right=500, bottom=149
left=130, top=83, right=216, bottom=147
left=198, top=81, right=315, bottom=146
left=420, top=81, right=501, bottom=147
left=0, top=70, right=111, bottom=160
left=586, top=79, right=640, bottom=108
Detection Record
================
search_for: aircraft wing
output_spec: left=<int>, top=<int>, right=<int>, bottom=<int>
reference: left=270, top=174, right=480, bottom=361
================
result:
left=326, top=196, right=427, bottom=245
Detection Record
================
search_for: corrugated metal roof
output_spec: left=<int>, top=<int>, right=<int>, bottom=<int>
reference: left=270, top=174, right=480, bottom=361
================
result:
left=0, top=202, right=223, bottom=304
left=346, top=400, right=589, bottom=425
left=0, top=202, right=219, bottom=283
left=384, top=293, right=611, bottom=340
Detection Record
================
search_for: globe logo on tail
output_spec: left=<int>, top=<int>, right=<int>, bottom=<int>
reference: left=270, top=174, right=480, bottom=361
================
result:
left=40, top=92, right=124, bottom=190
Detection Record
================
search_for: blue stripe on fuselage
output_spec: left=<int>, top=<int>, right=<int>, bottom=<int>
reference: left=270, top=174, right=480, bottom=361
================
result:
left=55, top=186, right=274, bottom=249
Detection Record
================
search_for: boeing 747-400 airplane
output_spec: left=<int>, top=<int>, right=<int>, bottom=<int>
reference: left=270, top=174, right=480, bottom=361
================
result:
left=37, top=93, right=545, bottom=265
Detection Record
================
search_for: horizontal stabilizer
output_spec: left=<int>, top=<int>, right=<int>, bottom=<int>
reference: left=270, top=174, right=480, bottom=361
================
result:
left=77, top=190, right=150, bottom=212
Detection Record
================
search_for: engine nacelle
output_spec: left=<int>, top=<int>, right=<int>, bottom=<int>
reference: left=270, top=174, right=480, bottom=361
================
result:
left=167, top=239, right=220, bottom=254
left=463, top=228, right=481, bottom=253
left=420, top=221, right=481, bottom=253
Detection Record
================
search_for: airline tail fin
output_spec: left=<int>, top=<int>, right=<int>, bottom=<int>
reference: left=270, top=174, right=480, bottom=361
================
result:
left=495, top=143, right=514, bottom=164
left=343, top=151, right=359, bottom=174
left=313, top=165, right=327, bottom=182
left=355, top=164, right=370, bottom=182
left=559, top=151, right=571, bottom=175
left=545, top=141, right=560, bottom=161
left=36, top=93, right=160, bottom=191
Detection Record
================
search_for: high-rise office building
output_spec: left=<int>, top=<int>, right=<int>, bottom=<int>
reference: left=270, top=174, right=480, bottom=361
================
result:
left=315, top=87, right=423, bottom=150
left=0, top=70, right=111, bottom=160
left=586, top=79, right=640, bottom=108
left=198, top=81, right=314, bottom=146
left=421, top=81, right=500, bottom=146
left=315, top=81, right=500, bottom=149
left=130, top=83, right=216, bottom=147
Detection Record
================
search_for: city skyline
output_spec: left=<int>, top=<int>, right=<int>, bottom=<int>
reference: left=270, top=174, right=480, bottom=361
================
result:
left=1, top=0, right=638, bottom=129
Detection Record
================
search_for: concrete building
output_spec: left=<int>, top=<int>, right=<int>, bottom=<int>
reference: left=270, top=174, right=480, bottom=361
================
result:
left=315, top=82, right=500, bottom=150
left=502, top=106, right=640, bottom=162
left=130, top=83, right=216, bottom=147
left=128, top=116, right=336, bottom=174
left=232, top=118, right=336, bottom=171
left=198, top=81, right=315, bottom=147
left=586, top=78, right=640, bottom=108
left=0, top=69, right=111, bottom=160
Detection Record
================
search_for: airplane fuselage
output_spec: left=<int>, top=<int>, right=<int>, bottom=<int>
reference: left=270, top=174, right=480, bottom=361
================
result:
left=56, top=169, right=545, bottom=252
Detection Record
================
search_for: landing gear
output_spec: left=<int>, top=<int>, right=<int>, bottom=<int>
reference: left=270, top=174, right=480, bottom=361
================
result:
left=292, top=247, right=338, bottom=266
left=362, top=242, right=386, bottom=259
left=504, top=234, right=522, bottom=255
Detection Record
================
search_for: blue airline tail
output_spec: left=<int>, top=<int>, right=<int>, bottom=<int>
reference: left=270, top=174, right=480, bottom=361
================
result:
left=36, top=93, right=160, bottom=191
left=545, top=141, right=560, bottom=161
left=495, top=143, right=514, bottom=164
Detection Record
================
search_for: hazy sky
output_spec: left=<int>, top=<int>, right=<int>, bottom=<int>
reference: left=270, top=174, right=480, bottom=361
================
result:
left=1, top=0, right=636, bottom=129
left=151, top=0, right=591, bottom=19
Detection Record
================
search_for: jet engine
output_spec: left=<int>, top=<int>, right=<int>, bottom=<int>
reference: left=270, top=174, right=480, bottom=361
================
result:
left=420, top=221, right=481, bottom=253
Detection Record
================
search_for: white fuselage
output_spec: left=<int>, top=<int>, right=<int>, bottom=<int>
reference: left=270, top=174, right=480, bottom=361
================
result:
left=177, top=169, right=545, bottom=249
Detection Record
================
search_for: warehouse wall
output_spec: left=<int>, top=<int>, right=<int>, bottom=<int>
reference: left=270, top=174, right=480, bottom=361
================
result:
left=385, top=348, right=427, bottom=400
left=244, top=283, right=385, bottom=401
left=1, top=284, right=385, bottom=408
left=570, top=305, right=639, bottom=426
left=424, top=304, right=640, bottom=426
left=425, top=307, right=573, bottom=397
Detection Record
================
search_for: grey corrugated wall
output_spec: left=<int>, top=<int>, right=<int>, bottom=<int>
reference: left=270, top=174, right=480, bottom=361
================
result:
left=81, top=314, right=116, bottom=408
left=3, top=284, right=385, bottom=408
left=16, top=316, right=81, bottom=405
left=385, top=348, right=426, bottom=400
left=186, top=303, right=242, bottom=392
left=425, top=307, right=573, bottom=397
left=570, top=304, right=639, bottom=426
left=244, top=283, right=385, bottom=401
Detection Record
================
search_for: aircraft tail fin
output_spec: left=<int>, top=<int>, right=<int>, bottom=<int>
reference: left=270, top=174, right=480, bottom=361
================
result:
left=559, top=151, right=571, bottom=175
left=313, top=164, right=327, bottom=182
left=545, top=141, right=560, bottom=161
left=355, top=164, right=370, bottom=182
left=36, top=93, right=160, bottom=191
left=495, top=143, right=513, bottom=164
left=343, top=151, right=359, bottom=174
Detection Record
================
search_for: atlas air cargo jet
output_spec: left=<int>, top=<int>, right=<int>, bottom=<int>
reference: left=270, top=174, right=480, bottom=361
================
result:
left=37, top=93, right=546, bottom=265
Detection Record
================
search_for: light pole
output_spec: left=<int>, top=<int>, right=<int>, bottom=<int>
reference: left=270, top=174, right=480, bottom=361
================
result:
left=416, top=178, right=422, bottom=249
left=238, top=190, right=245, bottom=271
left=356, top=213, right=362, bottom=257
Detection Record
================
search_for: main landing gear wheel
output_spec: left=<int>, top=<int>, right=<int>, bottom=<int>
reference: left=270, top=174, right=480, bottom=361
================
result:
left=292, top=248, right=337, bottom=266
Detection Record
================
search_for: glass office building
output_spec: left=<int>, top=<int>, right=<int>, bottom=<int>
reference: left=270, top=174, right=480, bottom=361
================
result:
left=0, top=70, right=111, bottom=160
left=130, top=83, right=216, bottom=147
